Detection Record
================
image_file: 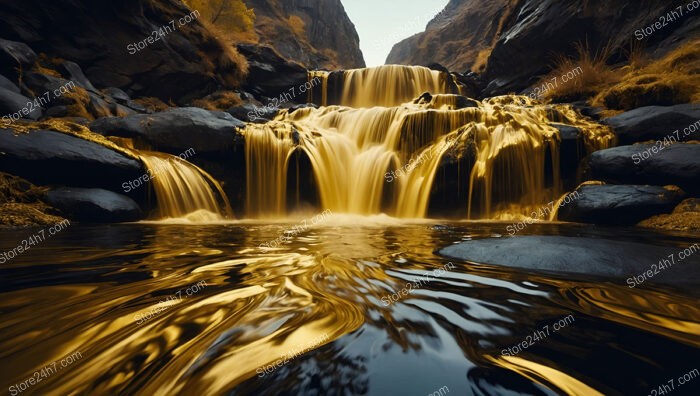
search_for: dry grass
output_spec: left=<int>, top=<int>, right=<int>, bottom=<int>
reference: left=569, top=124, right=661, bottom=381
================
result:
left=537, top=41, right=621, bottom=102
left=191, top=91, right=242, bottom=110
left=593, top=39, right=700, bottom=110
left=472, top=49, right=492, bottom=73
left=287, top=15, right=306, bottom=36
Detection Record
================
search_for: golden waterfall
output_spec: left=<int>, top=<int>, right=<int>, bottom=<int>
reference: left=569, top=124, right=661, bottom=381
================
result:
left=244, top=65, right=615, bottom=219
left=139, top=152, right=232, bottom=219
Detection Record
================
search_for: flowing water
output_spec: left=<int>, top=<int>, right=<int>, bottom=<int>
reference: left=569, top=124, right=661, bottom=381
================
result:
left=1, top=220, right=698, bottom=395
left=2, top=66, right=696, bottom=396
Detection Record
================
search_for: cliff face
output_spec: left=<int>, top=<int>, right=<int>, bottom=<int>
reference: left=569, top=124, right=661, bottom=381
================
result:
left=245, top=0, right=365, bottom=69
left=387, top=0, right=700, bottom=95
left=0, top=0, right=248, bottom=104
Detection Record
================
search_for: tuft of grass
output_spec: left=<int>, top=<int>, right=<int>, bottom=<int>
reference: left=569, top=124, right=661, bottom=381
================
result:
left=191, top=91, right=242, bottom=110
left=593, top=38, right=700, bottom=109
left=537, top=41, right=621, bottom=102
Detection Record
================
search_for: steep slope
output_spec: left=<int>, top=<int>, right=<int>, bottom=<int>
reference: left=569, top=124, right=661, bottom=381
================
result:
left=0, top=0, right=248, bottom=104
left=387, top=0, right=700, bottom=95
left=386, top=0, right=519, bottom=73
left=245, top=0, right=365, bottom=69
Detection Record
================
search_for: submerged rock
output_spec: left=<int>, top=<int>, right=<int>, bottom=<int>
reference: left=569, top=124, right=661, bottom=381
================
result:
left=90, top=107, right=245, bottom=157
left=46, top=187, right=142, bottom=223
left=439, top=236, right=700, bottom=289
left=603, top=104, right=700, bottom=145
left=589, top=143, right=700, bottom=195
left=0, top=129, right=144, bottom=194
left=557, top=184, right=685, bottom=225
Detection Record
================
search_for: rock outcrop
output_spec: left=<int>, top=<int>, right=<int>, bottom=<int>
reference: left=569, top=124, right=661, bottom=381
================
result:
left=91, top=107, right=245, bottom=158
left=603, top=104, right=700, bottom=145
left=589, top=143, right=700, bottom=195
left=245, top=0, right=365, bottom=70
left=0, top=129, right=144, bottom=194
left=0, top=0, right=247, bottom=104
left=557, top=184, right=685, bottom=225
left=387, top=0, right=700, bottom=95
left=46, top=187, right=142, bottom=223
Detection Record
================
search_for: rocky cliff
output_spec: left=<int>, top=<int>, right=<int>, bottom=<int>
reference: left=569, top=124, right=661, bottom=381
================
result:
left=245, top=0, right=365, bottom=69
left=387, top=0, right=700, bottom=95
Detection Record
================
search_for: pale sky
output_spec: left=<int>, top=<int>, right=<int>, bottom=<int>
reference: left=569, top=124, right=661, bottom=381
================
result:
left=341, top=0, right=450, bottom=67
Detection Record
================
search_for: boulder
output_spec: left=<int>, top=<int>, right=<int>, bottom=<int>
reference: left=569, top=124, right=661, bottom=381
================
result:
left=0, top=38, right=37, bottom=80
left=557, top=184, right=685, bottom=225
left=46, top=187, right=142, bottom=223
left=103, top=87, right=130, bottom=103
left=0, top=129, right=144, bottom=194
left=0, top=74, right=19, bottom=93
left=439, top=236, right=700, bottom=290
left=227, top=102, right=277, bottom=123
left=589, top=143, right=700, bottom=194
left=56, top=60, right=98, bottom=93
left=90, top=107, right=245, bottom=158
left=603, top=104, right=700, bottom=145
left=0, top=87, right=42, bottom=121
left=237, top=44, right=308, bottom=98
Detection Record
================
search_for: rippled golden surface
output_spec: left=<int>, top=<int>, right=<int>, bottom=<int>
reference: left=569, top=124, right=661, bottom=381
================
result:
left=1, top=220, right=698, bottom=395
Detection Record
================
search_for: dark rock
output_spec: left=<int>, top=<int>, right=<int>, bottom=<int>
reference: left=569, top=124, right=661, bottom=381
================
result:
left=0, top=87, right=42, bottom=121
left=0, top=1, right=247, bottom=104
left=0, top=38, right=37, bottom=80
left=427, top=63, right=450, bottom=74
left=603, top=104, right=700, bottom=145
left=0, top=129, right=144, bottom=194
left=56, top=60, right=98, bottom=93
left=23, top=72, right=79, bottom=106
left=46, top=187, right=142, bottom=223
left=227, top=102, right=276, bottom=123
left=551, top=123, right=584, bottom=189
left=557, top=184, right=685, bottom=225
left=589, top=143, right=700, bottom=195
left=0, top=74, right=19, bottom=94
left=90, top=107, right=245, bottom=158
left=103, top=87, right=130, bottom=103
left=439, top=236, right=700, bottom=290
left=237, top=44, right=309, bottom=98
left=284, top=103, right=319, bottom=113
left=86, top=92, right=113, bottom=118
left=44, top=106, right=70, bottom=118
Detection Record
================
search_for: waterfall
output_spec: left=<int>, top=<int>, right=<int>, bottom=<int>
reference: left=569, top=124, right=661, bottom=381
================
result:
left=243, top=66, right=615, bottom=219
left=139, top=152, right=232, bottom=219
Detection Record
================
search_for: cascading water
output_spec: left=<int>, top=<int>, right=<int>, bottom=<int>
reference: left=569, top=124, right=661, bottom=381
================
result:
left=244, top=65, right=615, bottom=219
left=139, top=152, right=232, bottom=220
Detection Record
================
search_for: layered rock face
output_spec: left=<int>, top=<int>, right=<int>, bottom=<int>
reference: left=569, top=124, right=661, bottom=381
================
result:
left=387, top=0, right=700, bottom=94
left=0, top=0, right=247, bottom=104
left=245, top=0, right=365, bottom=69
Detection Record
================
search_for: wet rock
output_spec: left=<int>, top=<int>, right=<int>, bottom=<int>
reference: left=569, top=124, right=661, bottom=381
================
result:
left=227, top=102, right=277, bottom=123
left=0, top=38, right=37, bottom=80
left=589, top=143, right=700, bottom=195
left=90, top=107, right=245, bottom=158
left=638, top=198, right=700, bottom=233
left=46, top=187, right=142, bottom=223
left=237, top=44, right=308, bottom=98
left=0, top=87, right=42, bottom=121
left=0, top=129, right=144, bottom=193
left=439, top=236, right=700, bottom=289
left=557, top=184, right=685, bottom=225
left=603, top=104, right=700, bottom=145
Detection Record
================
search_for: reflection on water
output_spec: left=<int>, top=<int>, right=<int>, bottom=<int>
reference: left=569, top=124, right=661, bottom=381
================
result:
left=0, top=219, right=698, bottom=395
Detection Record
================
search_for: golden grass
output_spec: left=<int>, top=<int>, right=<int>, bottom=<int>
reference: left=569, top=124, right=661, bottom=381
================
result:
left=537, top=39, right=699, bottom=110
left=593, top=39, right=700, bottom=109
left=191, top=91, right=242, bottom=110
left=288, top=15, right=306, bottom=36
left=537, top=42, right=621, bottom=102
